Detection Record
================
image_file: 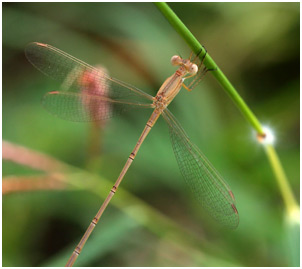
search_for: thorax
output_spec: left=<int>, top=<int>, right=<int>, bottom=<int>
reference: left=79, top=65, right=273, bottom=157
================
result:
left=153, top=68, right=186, bottom=111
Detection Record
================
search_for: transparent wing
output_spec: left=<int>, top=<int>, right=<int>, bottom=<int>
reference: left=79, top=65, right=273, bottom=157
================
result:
left=162, top=109, right=239, bottom=229
left=42, top=91, right=153, bottom=122
left=25, top=42, right=154, bottom=121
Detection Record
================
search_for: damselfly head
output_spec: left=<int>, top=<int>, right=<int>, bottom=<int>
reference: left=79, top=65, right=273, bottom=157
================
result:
left=171, top=55, right=198, bottom=75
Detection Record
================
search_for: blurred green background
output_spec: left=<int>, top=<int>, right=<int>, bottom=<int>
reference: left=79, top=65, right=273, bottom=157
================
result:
left=3, top=2, right=299, bottom=267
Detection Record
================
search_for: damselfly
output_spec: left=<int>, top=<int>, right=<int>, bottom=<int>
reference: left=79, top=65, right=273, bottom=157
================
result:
left=25, top=42, right=239, bottom=267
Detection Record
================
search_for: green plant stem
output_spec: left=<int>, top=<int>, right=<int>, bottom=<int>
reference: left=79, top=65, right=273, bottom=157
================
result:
left=155, top=2, right=299, bottom=217
left=155, top=2, right=263, bottom=135
left=264, top=145, right=299, bottom=215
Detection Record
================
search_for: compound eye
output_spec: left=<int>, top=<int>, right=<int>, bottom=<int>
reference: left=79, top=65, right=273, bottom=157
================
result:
left=171, top=55, right=182, bottom=66
left=188, top=63, right=198, bottom=75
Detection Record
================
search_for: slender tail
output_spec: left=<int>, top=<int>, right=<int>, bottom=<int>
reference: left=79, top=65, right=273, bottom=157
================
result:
left=65, top=109, right=161, bottom=266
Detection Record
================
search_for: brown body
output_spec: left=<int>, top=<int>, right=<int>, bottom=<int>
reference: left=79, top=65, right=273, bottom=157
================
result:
left=66, top=56, right=198, bottom=266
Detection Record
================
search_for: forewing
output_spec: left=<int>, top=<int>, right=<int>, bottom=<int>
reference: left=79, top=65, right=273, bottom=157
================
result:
left=162, top=109, right=239, bottom=229
left=25, top=42, right=154, bottom=121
